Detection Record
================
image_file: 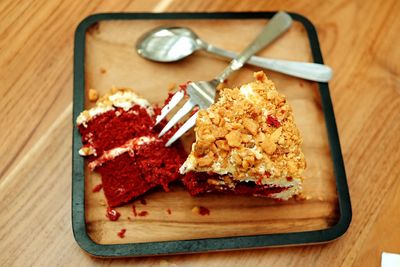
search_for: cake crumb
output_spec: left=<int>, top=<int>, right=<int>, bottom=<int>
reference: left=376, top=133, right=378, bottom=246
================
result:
left=192, top=206, right=199, bottom=214
left=217, top=79, right=228, bottom=91
left=139, top=198, right=147, bottom=205
left=132, top=205, right=137, bottom=217
left=92, top=183, right=103, bottom=192
left=138, top=211, right=148, bottom=217
left=178, top=81, right=190, bottom=93
left=88, top=88, right=99, bottom=102
left=190, top=106, right=200, bottom=117
left=192, top=206, right=210, bottom=216
left=106, top=207, right=120, bottom=221
left=117, top=228, right=126, bottom=238
left=254, top=71, right=266, bottom=81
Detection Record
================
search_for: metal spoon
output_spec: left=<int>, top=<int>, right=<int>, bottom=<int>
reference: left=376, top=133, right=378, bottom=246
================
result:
left=136, top=26, right=333, bottom=82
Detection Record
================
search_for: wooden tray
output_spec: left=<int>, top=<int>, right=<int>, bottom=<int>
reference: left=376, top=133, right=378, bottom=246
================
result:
left=72, top=12, right=351, bottom=257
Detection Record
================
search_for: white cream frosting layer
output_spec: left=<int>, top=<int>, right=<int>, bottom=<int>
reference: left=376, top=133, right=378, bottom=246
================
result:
left=87, top=136, right=159, bottom=170
left=77, top=90, right=154, bottom=127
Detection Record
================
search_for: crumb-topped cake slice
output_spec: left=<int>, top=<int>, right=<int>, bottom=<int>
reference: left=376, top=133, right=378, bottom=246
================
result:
left=180, top=72, right=306, bottom=200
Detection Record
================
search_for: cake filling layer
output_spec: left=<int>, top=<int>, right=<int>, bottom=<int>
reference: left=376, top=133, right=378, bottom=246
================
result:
left=88, top=136, right=161, bottom=170
left=183, top=172, right=294, bottom=199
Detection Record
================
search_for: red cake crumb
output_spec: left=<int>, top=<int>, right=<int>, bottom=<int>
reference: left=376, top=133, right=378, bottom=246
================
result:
left=92, top=183, right=103, bottom=192
left=192, top=206, right=210, bottom=216
left=138, top=211, right=148, bottom=217
left=106, top=207, right=120, bottom=221
left=117, top=229, right=126, bottom=238
left=178, top=81, right=191, bottom=94
left=139, top=198, right=147, bottom=205
left=167, top=208, right=172, bottom=215
left=199, top=206, right=210, bottom=216
left=190, top=106, right=200, bottom=117
left=132, top=205, right=137, bottom=217
left=163, top=91, right=176, bottom=106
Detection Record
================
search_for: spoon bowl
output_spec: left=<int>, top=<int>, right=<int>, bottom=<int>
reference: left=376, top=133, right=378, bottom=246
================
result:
left=136, top=27, right=201, bottom=62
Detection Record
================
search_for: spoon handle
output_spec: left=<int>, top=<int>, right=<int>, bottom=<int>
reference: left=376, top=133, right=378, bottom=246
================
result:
left=205, top=45, right=332, bottom=82
left=216, top=11, right=293, bottom=83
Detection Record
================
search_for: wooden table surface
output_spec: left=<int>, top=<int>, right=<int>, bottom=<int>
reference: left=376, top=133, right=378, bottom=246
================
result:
left=1, top=0, right=399, bottom=266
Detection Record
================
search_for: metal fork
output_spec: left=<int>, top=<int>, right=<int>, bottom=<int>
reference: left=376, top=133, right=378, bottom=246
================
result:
left=155, top=11, right=293, bottom=146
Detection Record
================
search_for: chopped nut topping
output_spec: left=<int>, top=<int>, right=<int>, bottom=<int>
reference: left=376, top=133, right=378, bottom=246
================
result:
left=243, top=118, right=258, bottom=135
left=197, top=152, right=214, bottom=167
left=180, top=72, right=306, bottom=185
left=270, top=127, right=282, bottom=142
left=232, top=153, right=242, bottom=166
left=202, top=134, right=216, bottom=143
left=261, top=139, right=276, bottom=154
left=241, top=134, right=252, bottom=143
left=88, top=89, right=99, bottom=102
left=210, top=143, right=218, bottom=153
left=215, top=140, right=230, bottom=151
left=213, top=127, right=228, bottom=139
left=207, top=178, right=219, bottom=185
left=225, top=130, right=242, bottom=147
left=254, top=71, right=266, bottom=81
left=194, top=140, right=211, bottom=157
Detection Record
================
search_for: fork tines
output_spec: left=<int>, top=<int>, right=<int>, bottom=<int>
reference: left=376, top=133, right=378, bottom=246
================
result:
left=154, top=90, right=185, bottom=126
left=156, top=89, right=198, bottom=146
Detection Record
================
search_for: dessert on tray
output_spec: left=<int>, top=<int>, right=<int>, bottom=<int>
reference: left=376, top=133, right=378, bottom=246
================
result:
left=76, top=88, right=187, bottom=207
left=180, top=72, right=306, bottom=200
left=76, top=71, right=306, bottom=207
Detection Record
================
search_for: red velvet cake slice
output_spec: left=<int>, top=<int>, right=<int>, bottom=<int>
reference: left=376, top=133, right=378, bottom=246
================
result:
left=180, top=72, right=306, bottom=200
left=77, top=88, right=187, bottom=207
left=77, top=88, right=155, bottom=158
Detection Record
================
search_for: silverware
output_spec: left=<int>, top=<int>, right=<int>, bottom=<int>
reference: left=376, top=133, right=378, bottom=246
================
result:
left=136, top=22, right=332, bottom=82
left=156, top=11, right=293, bottom=146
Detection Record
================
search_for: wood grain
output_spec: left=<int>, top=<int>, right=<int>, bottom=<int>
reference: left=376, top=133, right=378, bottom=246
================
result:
left=0, top=0, right=399, bottom=266
left=83, top=18, right=338, bottom=245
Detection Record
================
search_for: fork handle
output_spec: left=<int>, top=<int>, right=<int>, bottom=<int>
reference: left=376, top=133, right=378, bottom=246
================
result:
left=216, top=11, right=292, bottom=83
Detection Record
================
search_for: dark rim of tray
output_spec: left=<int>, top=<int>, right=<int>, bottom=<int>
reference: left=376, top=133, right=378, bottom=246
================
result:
left=72, top=11, right=352, bottom=257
